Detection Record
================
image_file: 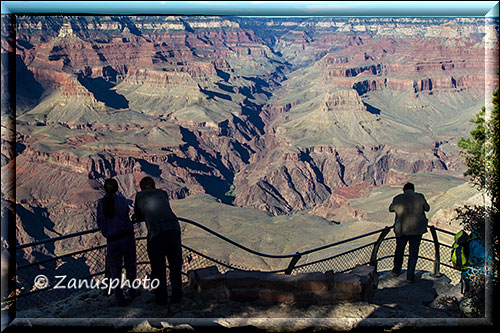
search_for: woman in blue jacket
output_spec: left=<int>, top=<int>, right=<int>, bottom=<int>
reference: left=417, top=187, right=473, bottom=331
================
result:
left=96, top=178, right=137, bottom=306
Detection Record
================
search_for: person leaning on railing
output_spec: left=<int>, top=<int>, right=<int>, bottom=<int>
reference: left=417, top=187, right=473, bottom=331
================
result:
left=96, top=178, right=137, bottom=306
left=133, top=176, right=183, bottom=306
left=389, top=182, right=430, bottom=282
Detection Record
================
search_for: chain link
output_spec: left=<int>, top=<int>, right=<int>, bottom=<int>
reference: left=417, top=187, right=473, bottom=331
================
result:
left=5, top=226, right=460, bottom=310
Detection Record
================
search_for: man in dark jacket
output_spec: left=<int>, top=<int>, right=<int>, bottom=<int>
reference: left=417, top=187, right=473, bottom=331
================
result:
left=134, top=176, right=182, bottom=305
left=389, top=182, right=430, bottom=282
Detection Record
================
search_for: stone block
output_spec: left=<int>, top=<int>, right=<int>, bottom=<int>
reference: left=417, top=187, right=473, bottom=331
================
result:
left=188, top=265, right=377, bottom=304
left=199, top=286, right=228, bottom=301
left=187, top=270, right=197, bottom=288
left=197, top=272, right=225, bottom=292
left=259, top=272, right=296, bottom=290
left=333, top=272, right=362, bottom=295
left=350, top=264, right=378, bottom=302
left=334, top=291, right=361, bottom=302
left=325, top=270, right=336, bottom=290
left=197, top=265, right=221, bottom=277
left=295, top=272, right=329, bottom=292
left=258, top=289, right=295, bottom=304
left=225, top=270, right=263, bottom=289
left=187, top=265, right=220, bottom=288
left=228, top=288, right=260, bottom=302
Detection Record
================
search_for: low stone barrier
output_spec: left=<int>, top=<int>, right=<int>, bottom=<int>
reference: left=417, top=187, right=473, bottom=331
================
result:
left=187, top=264, right=378, bottom=304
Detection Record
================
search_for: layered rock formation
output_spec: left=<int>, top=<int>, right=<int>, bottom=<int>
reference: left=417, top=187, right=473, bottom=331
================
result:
left=2, top=15, right=498, bottom=255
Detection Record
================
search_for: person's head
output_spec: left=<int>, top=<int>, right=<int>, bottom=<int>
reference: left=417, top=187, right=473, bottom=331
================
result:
left=140, top=176, right=156, bottom=191
left=102, top=178, right=118, bottom=219
left=403, top=182, right=415, bottom=192
left=104, top=178, right=119, bottom=195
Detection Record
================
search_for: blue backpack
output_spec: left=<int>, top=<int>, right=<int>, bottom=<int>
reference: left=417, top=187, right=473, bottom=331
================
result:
left=451, top=230, right=479, bottom=271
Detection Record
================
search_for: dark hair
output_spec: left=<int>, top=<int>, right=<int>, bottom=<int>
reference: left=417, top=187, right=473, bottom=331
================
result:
left=403, top=182, right=415, bottom=192
left=140, top=176, right=155, bottom=190
left=103, top=178, right=118, bottom=219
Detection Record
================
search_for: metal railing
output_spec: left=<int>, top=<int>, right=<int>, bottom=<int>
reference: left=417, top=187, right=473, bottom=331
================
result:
left=5, top=217, right=461, bottom=310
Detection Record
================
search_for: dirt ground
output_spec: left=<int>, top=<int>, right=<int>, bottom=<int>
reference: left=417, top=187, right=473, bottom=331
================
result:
left=10, top=269, right=476, bottom=331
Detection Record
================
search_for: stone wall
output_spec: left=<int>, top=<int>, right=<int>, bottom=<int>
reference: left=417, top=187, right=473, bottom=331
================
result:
left=187, top=264, right=378, bottom=304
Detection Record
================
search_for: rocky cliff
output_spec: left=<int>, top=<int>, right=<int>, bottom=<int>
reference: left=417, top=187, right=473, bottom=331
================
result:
left=2, top=15, right=498, bottom=252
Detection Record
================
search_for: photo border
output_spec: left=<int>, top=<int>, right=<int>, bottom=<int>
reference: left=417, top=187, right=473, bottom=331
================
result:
left=1, top=1, right=499, bottom=331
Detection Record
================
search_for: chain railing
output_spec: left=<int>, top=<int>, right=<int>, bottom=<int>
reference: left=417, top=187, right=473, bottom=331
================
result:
left=5, top=218, right=461, bottom=311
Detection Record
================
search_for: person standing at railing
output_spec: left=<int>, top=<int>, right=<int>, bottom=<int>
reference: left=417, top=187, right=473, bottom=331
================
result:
left=96, top=178, right=137, bottom=306
left=389, top=182, right=430, bottom=282
left=134, top=176, right=183, bottom=306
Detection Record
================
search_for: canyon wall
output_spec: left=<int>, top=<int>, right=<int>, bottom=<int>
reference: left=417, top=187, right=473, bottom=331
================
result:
left=2, top=15, right=498, bottom=254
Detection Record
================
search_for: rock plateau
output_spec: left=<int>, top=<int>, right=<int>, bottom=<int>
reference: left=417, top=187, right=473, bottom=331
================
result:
left=1, top=15, right=498, bottom=263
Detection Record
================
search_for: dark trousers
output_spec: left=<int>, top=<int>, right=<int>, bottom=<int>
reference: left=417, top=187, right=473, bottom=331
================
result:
left=392, top=234, right=422, bottom=281
left=107, top=234, right=137, bottom=304
left=147, top=230, right=183, bottom=304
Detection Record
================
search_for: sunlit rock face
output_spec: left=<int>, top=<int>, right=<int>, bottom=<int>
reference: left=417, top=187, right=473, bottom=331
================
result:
left=3, top=15, right=497, bottom=254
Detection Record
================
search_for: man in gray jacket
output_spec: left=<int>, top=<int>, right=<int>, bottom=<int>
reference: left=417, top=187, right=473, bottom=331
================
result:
left=389, top=182, right=430, bottom=282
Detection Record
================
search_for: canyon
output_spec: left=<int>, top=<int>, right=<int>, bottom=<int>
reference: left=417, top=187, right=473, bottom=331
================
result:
left=1, top=15, right=498, bottom=263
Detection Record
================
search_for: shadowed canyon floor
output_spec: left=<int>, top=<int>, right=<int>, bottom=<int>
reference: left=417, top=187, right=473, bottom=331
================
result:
left=4, top=16, right=497, bottom=236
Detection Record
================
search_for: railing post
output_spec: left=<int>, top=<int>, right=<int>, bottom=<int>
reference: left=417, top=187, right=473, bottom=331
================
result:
left=429, top=225, right=442, bottom=277
left=370, top=226, right=392, bottom=270
left=285, top=253, right=302, bottom=275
